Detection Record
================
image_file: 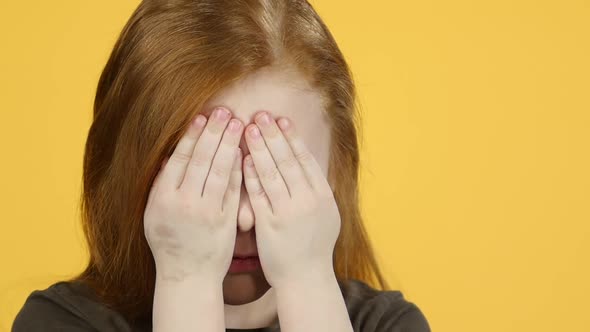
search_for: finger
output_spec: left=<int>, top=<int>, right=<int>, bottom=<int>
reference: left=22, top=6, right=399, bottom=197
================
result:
left=243, top=154, right=273, bottom=216
left=276, top=117, right=328, bottom=193
left=254, top=112, right=310, bottom=197
left=147, top=156, right=169, bottom=209
left=203, top=118, right=244, bottom=207
left=180, top=107, right=232, bottom=194
left=161, top=114, right=207, bottom=190
left=245, top=123, right=290, bottom=209
left=222, top=147, right=243, bottom=214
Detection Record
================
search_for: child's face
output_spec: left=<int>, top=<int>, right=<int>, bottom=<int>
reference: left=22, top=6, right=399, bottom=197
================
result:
left=201, top=64, right=332, bottom=305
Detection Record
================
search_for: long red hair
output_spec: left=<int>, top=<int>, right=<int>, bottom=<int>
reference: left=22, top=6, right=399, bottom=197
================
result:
left=71, top=0, right=389, bottom=324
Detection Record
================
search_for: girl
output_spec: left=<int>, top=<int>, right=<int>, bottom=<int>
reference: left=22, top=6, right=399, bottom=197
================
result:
left=13, top=1, right=430, bottom=331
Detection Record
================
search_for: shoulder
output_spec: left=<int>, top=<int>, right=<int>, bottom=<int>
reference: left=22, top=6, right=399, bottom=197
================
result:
left=338, top=279, right=431, bottom=332
left=12, top=281, right=134, bottom=332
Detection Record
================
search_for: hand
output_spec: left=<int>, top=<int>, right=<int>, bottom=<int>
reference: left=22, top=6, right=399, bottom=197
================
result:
left=242, top=111, right=341, bottom=289
left=144, top=107, right=244, bottom=283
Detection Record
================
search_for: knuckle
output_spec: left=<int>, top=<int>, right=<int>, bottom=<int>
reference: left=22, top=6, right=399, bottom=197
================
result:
left=260, top=166, right=280, bottom=182
left=170, top=151, right=191, bottom=164
left=226, top=178, right=242, bottom=193
left=253, top=185, right=267, bottom=199
left=209, top=163, right=229, bottom=179
left=294, top=149, right=313, bottom=163
left=276, top=156, right=299, bottom=170
left=188, top=151, right=210, bottom=168
left=177, top=193, right=197, bottom=215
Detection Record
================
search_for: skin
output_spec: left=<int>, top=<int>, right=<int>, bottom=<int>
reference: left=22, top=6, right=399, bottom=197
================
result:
left=144, top=65, right=353, bottom=331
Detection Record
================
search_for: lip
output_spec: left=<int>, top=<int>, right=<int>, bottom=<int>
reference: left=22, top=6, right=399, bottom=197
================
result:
left=232, top=253, right=258, bottom=258
left=229, top=256, right=261, bottom=273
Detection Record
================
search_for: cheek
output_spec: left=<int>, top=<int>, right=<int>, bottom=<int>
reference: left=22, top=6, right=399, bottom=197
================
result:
left=301, top=133, right=331, bottom=177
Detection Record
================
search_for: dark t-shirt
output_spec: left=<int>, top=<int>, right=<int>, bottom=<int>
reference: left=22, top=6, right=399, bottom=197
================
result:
left=12, top=278, right=430, bottom=332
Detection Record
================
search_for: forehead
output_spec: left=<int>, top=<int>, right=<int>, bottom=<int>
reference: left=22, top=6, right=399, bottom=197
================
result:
left=202, top=65, right=330, bottom=136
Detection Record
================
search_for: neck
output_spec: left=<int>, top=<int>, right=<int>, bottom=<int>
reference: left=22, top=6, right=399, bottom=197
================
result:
left=224, top=286, right=279, bottom=329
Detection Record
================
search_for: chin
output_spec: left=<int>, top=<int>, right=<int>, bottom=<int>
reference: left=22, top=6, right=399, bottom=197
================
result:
left=222, top=269, right=271, bottom=305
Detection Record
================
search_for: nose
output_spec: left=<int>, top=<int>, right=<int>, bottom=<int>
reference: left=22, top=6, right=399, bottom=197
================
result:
left=236, top=181, right=255, bottom=232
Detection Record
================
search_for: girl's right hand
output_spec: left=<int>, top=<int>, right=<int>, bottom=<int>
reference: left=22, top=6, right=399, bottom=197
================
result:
left=143, top=107, right=244, bottom=283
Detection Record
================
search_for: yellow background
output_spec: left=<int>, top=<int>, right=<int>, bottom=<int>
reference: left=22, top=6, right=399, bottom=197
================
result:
left=1, top=1, right=588, bottom=331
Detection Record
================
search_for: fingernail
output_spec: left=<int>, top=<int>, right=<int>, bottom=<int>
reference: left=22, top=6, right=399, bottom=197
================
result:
left=215, top=107, right=230, bottom=121
left=277, top=118, right=290, bottom=130
left=249, top=125, right=261, bottom=138
left=257, top=112, right=271, bottom=125
left=228, top=119, right=242, bottom=132
left=194, top=114, right=206, bottom=127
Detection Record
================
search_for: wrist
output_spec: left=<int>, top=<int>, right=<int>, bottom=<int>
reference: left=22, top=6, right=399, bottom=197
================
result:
left=153, top=271, right=225, bottom=332
left=155, top=260, right=222, bottom=285
left=272, top=267, right=352, bottom=332
left=273, top=265, right=337, bottom=295
left=155, top=271, right=223, bottom=300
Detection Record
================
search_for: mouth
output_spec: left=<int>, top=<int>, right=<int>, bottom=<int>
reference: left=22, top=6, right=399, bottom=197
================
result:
left=232, top=253, right=259, bottom=259
left=229, top=256, right=261, bottom=273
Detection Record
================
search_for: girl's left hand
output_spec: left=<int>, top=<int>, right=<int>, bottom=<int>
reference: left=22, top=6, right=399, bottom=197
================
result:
left=242, top=111, right=341, bottom=289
